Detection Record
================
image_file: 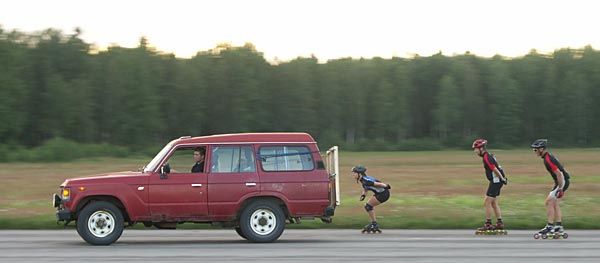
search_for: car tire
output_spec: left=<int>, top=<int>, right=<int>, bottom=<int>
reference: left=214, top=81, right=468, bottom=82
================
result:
left=235, top=227, right=248, bottom=240
left=76, top=201, right=124, bottom=245
left=239, top=200, right=285, bottom=243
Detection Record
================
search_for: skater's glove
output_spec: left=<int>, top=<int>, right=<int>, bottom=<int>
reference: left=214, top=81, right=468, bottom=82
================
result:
left=501, top=178, right=508, bottom=185
left=359, top=194, right=366, bottom=201
left=385, top=184, right=392, bottom=189
left=555, top=188, right=563, bottom=198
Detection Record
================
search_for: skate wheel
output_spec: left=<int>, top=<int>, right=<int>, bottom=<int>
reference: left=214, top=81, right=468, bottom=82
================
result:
left=563, top=233, right=568, bottom=239
left=376, top=230, right=382, bottom=233
left=361, top=230, right=367, bottom=234
left=542, top=234, right=548, bottom=239
left=553, top=233, right=560, bottom=239
left=534, top=233, right=540, bottom=239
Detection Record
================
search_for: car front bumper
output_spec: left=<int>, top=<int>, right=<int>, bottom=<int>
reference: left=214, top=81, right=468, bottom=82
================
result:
left=52, top=193, right=73, bottom=221
left=56, top=209, right=73, bottom=221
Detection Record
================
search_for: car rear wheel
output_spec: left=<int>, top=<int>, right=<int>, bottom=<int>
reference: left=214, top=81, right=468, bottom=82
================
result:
left=239, top=200, right=285, bottom=243
left=76, top=201, right=124, bottom=245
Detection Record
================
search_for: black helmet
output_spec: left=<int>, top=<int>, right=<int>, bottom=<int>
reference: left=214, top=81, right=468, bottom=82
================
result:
left=351, top=165, right=367, bottom=174
left=531, top=139, right=547, bottom=148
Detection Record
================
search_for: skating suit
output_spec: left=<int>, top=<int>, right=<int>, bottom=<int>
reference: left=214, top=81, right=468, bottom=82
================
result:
left=360, top=175, right=390, bottom=203
left=482, top=152, right=504, bottom=197
left=482, top=152, right=505, bottom=182
left=542, top=152, right=570, bottom=191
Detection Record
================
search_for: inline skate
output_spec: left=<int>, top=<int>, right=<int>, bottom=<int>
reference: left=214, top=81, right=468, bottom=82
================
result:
left=533, top=225, right=554, bottom=239
left=493, top=221, right=508, bottom=235
left=475, top=222, right=504, bottom=235
left=550, top=225, right=569, bottom=239
left=361, top=222, right=382, bottom=234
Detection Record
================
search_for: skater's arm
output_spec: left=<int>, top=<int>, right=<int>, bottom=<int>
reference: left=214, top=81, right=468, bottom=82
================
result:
left=554, top=170, right=565, bottom=189
left=548, top=155, right=565, bottom=189
left=492, top=168, right=506, bottom=182
left=373, top=182, right=388, bottom=188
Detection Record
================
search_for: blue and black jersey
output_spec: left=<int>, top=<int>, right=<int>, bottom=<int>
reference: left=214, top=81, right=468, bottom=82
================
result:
left=542, top=152, right=570, bottom=186
left=360, top=175, right=387, bottom=194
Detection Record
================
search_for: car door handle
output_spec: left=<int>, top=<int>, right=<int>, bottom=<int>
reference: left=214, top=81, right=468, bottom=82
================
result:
left=191, top=184, right=203, bottom=187
left=245, top=183, right=257, bottom=187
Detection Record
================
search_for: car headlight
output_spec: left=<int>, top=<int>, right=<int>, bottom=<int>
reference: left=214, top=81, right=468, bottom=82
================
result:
left=62, top=187, right=71, bottom=201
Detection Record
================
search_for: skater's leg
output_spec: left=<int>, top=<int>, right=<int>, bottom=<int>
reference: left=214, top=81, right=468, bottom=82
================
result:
left=545, top=195, right=556, bottom=224
left=483, top=196, right=493, bottom=221
left=553, top=199, right=564, bottom=234
left=491, top=197, right=502, bottom=220
left=367, top=209, right=376, bottom=222
left=484, top=183, right=501, bottom=222
left=366, top=197, right=381, bottom=222
left=554, top=199, right=562, bottom=224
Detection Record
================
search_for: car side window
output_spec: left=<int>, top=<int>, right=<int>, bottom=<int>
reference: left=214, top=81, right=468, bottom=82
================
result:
left=259, top=146, right=314, bottom=171
left=164, top=147, right=206, bottom=174
left=211, top=146, right=256, bottom=173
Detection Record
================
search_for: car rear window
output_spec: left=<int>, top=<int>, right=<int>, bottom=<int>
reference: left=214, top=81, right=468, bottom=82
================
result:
left=258, top=146, right=314, bottom=171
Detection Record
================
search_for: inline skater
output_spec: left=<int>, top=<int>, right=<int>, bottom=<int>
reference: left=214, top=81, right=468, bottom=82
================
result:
left=351, top=165, right=391, bottom=233
left=472, top=139, right=508, bottom=234
left=531, top=139, right=571, bottom=238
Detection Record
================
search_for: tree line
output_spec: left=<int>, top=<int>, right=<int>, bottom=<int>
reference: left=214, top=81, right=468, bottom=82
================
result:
left=1, top=27, right=600, bottom=152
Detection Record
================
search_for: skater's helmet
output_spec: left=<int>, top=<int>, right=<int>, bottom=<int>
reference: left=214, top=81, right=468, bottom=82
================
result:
left=472, top=139, right=487, bottom=149
left=531, top=139, right=547, bottom=149
left=351, top=165, right=367, bottom=175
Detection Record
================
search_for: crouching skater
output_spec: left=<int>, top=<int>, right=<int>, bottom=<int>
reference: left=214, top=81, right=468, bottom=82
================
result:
left=351, top=165, right=391, bottom=233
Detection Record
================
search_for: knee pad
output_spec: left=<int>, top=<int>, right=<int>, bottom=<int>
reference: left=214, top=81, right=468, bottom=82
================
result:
left=364, top=203, right=374, bottom=212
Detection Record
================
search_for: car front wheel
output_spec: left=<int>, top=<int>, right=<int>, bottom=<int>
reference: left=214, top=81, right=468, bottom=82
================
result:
left=235, top=227, right=248, bottom=240
left=76, top=201, right=124, bottom=245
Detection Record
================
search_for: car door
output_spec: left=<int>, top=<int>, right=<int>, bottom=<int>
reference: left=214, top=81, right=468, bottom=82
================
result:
left=207, top=145, right=259, bottom=218
left=148, top=146, right=208, bottom=220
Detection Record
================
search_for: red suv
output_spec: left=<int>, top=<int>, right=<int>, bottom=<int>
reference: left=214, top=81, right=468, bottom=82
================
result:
left=53, top=133, right=340, bottom=245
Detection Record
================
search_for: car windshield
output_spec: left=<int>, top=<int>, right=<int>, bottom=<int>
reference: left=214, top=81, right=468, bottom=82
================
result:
left=143, top=141, right=175, bottom=172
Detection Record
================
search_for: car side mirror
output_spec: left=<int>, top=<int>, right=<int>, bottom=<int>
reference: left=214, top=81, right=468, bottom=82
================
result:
left=160, top=163, right=170, bottom=179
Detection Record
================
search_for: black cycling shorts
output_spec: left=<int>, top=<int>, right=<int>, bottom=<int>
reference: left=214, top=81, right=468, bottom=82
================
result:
left=375, top=190, right=390, bottom=203
left=486, top=182, right=503, bottom=197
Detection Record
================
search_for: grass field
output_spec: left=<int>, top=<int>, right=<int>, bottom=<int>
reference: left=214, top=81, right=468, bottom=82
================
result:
left=1, top=149, right=599, bottom=229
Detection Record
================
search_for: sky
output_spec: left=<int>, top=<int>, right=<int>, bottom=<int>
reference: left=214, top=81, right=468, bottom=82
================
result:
left=1, top=0, right=598, bottom=62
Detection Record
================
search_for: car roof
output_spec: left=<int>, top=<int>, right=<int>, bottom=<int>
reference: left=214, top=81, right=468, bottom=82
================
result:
left=176, top=132, right=316, bottom=144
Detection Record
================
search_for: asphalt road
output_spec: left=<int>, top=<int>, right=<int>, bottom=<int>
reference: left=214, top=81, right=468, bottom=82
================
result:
left=1, top=229, right=599, bottom=263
